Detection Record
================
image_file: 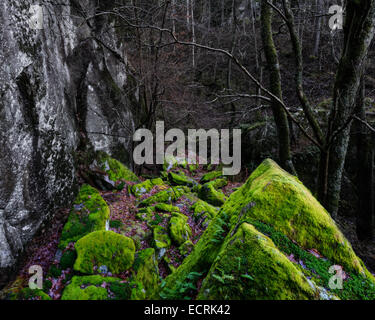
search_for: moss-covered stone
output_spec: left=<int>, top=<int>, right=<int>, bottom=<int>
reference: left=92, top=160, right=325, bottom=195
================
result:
left=153, top=226, right=171, bottom=249
left=224, top=159, right=368, bottom=276
left=136, top=206, right=155, bottom=222
left=198, top=183, right=226, bottom=207
left=139, top=186, right=190, bottom=207
left=133, top=248, right=160, bottom=298
left=61, top=275, right=140, bottom=300
left=129, top=178, right=165, bottom=197
left=179, top=240, right=194, bottom=256
left=160, top=159, right=375, bottom=299
left=207, top=178, right=228, bottom=190
left=16, top=288, right=52, bottom=300
left=168, top=172, right=196, bottom=187
left=154, top=203, right=181, bottom=213
left=200, top=170, right=223, bottom=183
left=74, top=231, right=135, bottom=274
left=96, top=151, right=139, bottom=183
left=169, top=214, right=192, bottom=246
left=59, top=184, right=110, bottom=249
left=197, top=223, right=317, bottom=300
left=191, top=200, right=219, bottom=227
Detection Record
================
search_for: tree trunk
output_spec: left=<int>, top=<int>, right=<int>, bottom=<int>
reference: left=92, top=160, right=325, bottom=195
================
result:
left=355, top=78, right=374, bottom=240
left=260, top=0, right=296, bottom=175
left=324, top=0, right=375, bottom=217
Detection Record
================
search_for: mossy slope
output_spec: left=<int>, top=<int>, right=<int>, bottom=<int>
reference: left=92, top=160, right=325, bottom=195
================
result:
left=198, top=223, right=317, bottom=300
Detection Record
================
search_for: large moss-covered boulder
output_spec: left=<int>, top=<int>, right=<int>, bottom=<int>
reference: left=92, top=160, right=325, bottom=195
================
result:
left=129, top=178, right=165, bottom=197
left=160, top=159, right=374, bottom=300
left=139, top=186, right=190, bottom=207
left=61, top=275, right=145, bottom=300
left=225, top=159, right=366, bottom=275
left=198, top=183, right=226, bottom=207
left=74, top=231, right=135, bottom=274
left=133, top=248, right=160, bottom=298
left=198, top=223, right=317, bottom=300
left=59, top=184, right=110, bottom=249
left=169, top=213, right=192, bottom=246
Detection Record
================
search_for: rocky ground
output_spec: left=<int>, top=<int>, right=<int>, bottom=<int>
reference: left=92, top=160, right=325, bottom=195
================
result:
left=1, top=153, right=375, bottom=300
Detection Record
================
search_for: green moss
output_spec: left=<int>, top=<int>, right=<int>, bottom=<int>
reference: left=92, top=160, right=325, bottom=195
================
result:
left=61, top=275, right=121, bottom=300
left=207, top=178, right=227, bottom=190
left=191, top=200, right=219, bottom=228
left=74, top=231, right=135, bottom=274
left=129, top=178, right=165, bottom=197
left=96, top=151, right=139, bottom=183
left=197, top=223, right=317, bottom=300
left=139, top=186, right=190, bottom=207
left=59, top=184, right=110, bottom=249
left=160, top=159, right=375, bottom=299
left=169, top=214, right=192, bottom=246
left=136, top=206, right=155, bottom=223
left=133, top=248, right=160, bottom=298
left=17, top=288, right=51, bottom=300
left=60, top=249, right=77, bottom=270
left=155, top=203, right=181, bottom=213
left=200, top=170, right=223, bottom=183
left=153, top=226, right=171, bottom=249
left=179, top=240, right=194, bottom=256
left=251, top=221, right=375, bottom=300
left=224, top=159, right=367, bottom=276
left=168, top=172, right=196, bottom=187
left=198, top=183, right=226, bottom=206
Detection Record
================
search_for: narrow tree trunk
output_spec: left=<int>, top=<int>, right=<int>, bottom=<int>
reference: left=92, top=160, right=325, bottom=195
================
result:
left=324, top=0, right=375, bottom=217
left=355, top=78, right=374, bottom=240
left=260, top=0, right=296, bottom=175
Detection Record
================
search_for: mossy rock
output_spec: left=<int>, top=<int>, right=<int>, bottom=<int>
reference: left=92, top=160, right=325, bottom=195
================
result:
left=58, top=184, right=110, bottom=249
left=154, top=203, right=181, bottom=213
left=225, top=159, right=368, bottom=276
left=197, top=223, right=318, bottom=300
left=207, top=178, right=227, bottom=190
left=96, top=151, right=139, bottom=183
left=74, top=231, right=135, bottom=274
left=179, top=240, right=194, bottom=256
left=169, top=214, right=192, bottom=246
left=200, top=170, right=223, bottom=183
left=139, top=186, right=190, bottom=207
left=198, top=183, right=226, bottom=207
left=61, top=275, right=143, bottom=300
left=15, top=288, right=52, bottom=300
left=168, top=172, right=196, bottom=187
left=136, top=206, right=155, bottom=223
left=129, top=178, right=165, bottom=197
left=191, top=200, right=219, bottom=227
left=160, top=159, right=374, bottom=299
left=133, top=248, right=160, bottom=298
left=153, top=226, right=171, bottom=249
